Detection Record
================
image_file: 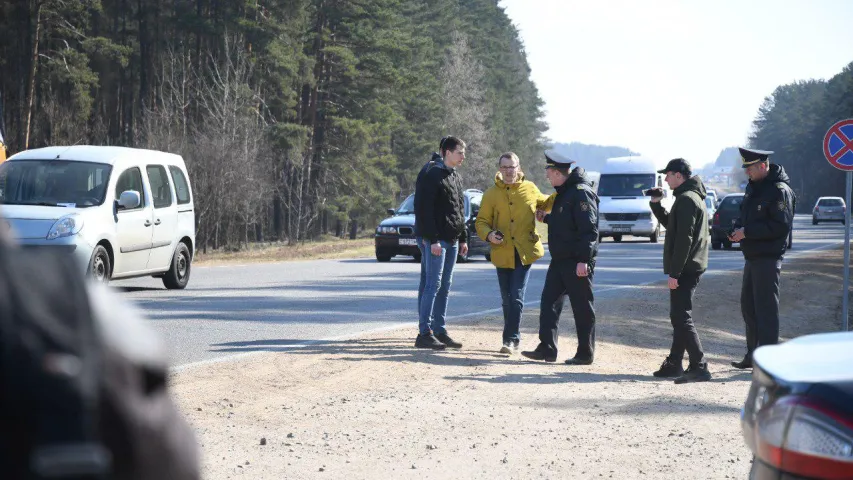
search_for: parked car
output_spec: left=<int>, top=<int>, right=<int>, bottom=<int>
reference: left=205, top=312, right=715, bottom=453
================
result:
left=706, top=189, right=720, bottom=208
left=813, top=196, right=846, bottom=225
left=710, top=193, right=744, bottom=250
left=704, top=196, right=716, bottom=232
left=740, top=331, right=853, bottom=479
left=374, top=189, right=489, bottom=263
left=0, top=146, right=195, bottom=289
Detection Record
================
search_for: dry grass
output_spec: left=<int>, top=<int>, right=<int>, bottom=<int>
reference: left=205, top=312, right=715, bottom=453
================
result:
left=194, top=236, right=375, bottom=266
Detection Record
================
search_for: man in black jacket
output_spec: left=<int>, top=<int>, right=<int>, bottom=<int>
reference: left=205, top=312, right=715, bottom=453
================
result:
left=414, top=138, right=446, bottom=317
left=649, top=158, right=712, bottom=384
left=413, top=136, right=468, bottom=350
left=728, top=147, right=795, bottom=369
left=522, top=151, right=599, bottom=364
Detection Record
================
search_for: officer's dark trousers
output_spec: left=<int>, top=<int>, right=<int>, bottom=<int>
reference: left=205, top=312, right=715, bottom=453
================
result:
left=741, top=257, right=782, bottom=354
left=668, top=271, right=705, bottom=365
left=539, top=258, right=595, bottom=358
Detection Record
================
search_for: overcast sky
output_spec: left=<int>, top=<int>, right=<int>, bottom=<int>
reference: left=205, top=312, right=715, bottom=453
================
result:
left=498, top=0, right=853, bottom=169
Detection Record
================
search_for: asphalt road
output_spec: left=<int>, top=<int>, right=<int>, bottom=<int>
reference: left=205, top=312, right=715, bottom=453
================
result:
left=112, top=215, right=846, bottom=368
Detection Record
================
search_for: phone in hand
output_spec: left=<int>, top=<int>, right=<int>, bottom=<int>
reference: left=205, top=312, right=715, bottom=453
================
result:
left=493, top=230, right=504, bottom=241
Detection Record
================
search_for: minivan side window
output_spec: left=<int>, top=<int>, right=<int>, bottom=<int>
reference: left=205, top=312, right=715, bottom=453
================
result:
left=114, top=167, right=146, bottom=210
left=169, top=166, right=191, bottom=205
left=146, top=165, right=173, bottom=208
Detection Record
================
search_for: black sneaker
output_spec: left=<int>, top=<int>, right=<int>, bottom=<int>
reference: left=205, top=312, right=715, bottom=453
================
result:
left=730, top=354, right=753, bottom=370
left=435, top=332, right=462, bottom=349
left=653, top=357, right=684, bottom=378
left=415, top=333, right=446, bottom=350
left=674, top=363, right=712, bottom=384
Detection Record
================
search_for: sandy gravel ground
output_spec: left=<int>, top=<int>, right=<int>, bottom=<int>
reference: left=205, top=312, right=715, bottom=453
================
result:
left=170, top=247, right=848, bottom=479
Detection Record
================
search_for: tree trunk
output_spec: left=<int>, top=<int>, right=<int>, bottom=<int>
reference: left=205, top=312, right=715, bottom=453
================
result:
left=24, top=0, right=42, bottom=149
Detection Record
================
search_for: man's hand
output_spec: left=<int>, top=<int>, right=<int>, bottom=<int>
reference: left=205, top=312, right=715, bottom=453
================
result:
left=430, top=243, right=442, bottom=256
left=487, top=231, right=503, bottom=245
left=535, top=209, right=546, bottom=222
left=650, top=195, right=662, bottom=204
left=728, top=228, right=745, bottom=242
left=576, top=263, right=589, bottom=277
left=459, top=242, right=469, bottom=257
left=668, top=277, right=679, bottom=290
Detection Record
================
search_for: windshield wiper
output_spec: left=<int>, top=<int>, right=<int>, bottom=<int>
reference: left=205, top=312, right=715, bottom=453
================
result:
left=2, top=201, right=60, bottom=207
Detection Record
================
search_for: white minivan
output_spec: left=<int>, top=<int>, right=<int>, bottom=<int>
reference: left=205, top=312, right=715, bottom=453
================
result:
left=0, top=146, right=195, bottom=289
left=596, top=156, right=673, bottom=243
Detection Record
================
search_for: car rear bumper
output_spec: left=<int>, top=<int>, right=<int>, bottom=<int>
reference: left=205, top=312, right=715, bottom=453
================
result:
left=815, top=213, right=845, bottom=221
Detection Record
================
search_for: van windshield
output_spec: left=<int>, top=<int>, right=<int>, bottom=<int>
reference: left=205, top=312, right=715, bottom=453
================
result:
left=597, top=174, right=655, bottom=197
left=0, top=160, right=112, bottom=208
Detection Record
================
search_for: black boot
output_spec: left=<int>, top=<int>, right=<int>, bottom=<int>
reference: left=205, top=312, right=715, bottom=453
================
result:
left=731, top=354, right=753, bottom=370
left=674, top=363, right=712, bottom=384
left=653, top=357, right=684, bottom=378
left=564, top=356, right=593, bottom=365
left=521, top=345, right=557, bottom=362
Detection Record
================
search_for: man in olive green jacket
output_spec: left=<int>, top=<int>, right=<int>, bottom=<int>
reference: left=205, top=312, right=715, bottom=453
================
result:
left=649, top=158, right=711, bottom=384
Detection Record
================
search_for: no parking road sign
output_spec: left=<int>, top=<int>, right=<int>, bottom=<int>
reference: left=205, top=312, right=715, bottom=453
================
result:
left=824, top=119, right=853, bottom=171
left=824, top=118, right=853, bottom=332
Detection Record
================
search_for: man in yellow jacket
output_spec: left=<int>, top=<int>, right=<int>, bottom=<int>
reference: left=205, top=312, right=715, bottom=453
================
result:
left=475, top=152, right=554, bottom=353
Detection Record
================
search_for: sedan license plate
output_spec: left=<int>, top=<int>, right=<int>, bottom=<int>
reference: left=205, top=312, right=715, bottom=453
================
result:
left=398, top=238, right=417, bottom=246
left=611, top=226, right=631, bottom=233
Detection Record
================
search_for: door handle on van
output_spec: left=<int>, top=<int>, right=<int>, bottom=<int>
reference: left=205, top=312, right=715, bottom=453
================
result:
left=154, top=219, right=161, bottom=225
left=144, top=220, right=152, bottom=227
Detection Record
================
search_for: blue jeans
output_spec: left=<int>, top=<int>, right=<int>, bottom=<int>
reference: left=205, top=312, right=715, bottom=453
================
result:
left=496, top=249, right=532, bottom=343
left=418, top=239, right=458, bottom=335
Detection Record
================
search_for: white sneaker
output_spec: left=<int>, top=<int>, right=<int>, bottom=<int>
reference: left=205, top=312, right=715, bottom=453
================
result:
left=499, top=343, right=512, bottom=354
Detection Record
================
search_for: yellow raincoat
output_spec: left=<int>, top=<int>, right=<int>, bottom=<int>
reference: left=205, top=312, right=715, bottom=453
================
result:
left=475, top=172, right=555, bottom=269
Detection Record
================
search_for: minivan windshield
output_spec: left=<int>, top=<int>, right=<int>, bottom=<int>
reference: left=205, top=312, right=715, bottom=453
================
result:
left=597, top=174, right=656, bottom=197
left=396, top=194, right=415, bottom=214
left=0, top=160, right=112, bottom=208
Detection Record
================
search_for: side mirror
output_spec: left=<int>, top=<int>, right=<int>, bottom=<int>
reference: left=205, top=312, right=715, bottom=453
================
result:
left=118, top=190, right=141, bottom=210
left=386, top=208, right=396, bottom=216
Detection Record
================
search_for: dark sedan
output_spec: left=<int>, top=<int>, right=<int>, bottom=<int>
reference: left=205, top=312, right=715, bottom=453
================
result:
left=711, top=193, right=744, bottom=250
left=374, top=190, right=489, bottom=262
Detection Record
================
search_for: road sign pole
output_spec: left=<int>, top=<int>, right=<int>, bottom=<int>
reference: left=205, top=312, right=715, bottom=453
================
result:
left=845, top=171, right=852, bottom=332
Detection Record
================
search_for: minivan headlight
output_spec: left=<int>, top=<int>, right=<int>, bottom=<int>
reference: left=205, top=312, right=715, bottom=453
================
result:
left=46, top=215, right=83, bottom=240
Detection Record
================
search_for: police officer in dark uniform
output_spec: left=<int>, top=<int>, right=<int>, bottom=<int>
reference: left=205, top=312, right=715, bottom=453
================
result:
left=728, top=147, right=794, bottom=369
left=521, top=151, right=599, bottom=364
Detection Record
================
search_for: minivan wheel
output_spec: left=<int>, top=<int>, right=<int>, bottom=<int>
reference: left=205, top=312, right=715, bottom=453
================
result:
left=711, top=241, right=722, bottom=250
left=88, top=245, right=111, bottom=284
left=650, top=225, right=660, bottom=243
left=163, top=242, right=191, bottom=290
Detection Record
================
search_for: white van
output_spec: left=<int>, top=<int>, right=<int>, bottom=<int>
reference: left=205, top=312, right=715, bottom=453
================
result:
left=596, top=156, right=672, bottom=243
left=0, top=146, right=195, bottom=289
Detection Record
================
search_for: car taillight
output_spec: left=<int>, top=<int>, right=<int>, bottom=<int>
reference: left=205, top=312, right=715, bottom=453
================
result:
left=753, top=396, right=853, bottom=479
left=713, top=212, right=720, bottom=226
